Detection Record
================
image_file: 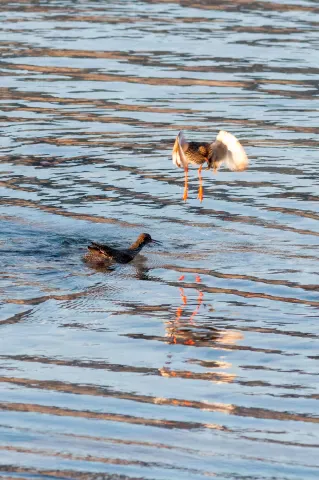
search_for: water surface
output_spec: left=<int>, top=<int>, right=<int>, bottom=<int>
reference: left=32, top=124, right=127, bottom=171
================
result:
left=0, top=1, right=319, bottom=479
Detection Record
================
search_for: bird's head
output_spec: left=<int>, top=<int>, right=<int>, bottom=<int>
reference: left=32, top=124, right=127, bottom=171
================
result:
left=136, top=233, right=161, bottom=247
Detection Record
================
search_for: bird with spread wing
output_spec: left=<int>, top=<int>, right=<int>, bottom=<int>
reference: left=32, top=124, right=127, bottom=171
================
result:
left=172, top=130, right=248, bottom=202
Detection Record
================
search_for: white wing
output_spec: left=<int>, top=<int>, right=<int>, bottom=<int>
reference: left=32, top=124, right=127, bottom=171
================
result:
left=172, top=131, right=188, bottom=169
left=216, top=130, right=248, bottom=171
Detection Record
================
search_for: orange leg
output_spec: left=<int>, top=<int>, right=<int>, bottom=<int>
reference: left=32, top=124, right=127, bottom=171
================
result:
left=197, top=165, right=203, bottom=202
left=183, top=166, right=188, bottom=202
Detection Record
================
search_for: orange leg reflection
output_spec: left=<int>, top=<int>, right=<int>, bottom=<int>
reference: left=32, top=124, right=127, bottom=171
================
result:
left=197, top=165, right=203, bottom=202
left=183, top=166, right=188, bottom=202
left=170, top=288, right=188, bottom=344
left=189, top=291, right=204, bottom=324
left=172, top=306, right=184, bottom=344
left=179, top=287, right=187, bottom=305
left=169, top=276, right=205, bottom=345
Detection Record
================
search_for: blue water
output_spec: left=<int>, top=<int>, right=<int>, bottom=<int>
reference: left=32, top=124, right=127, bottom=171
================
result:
left=0, top=1, right=318, bottom=479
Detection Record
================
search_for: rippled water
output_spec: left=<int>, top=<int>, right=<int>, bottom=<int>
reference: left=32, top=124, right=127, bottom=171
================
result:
left=1, top=1, right=319, bottom=479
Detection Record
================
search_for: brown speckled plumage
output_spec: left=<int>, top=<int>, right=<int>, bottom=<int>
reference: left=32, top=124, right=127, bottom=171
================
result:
left=182, top=142, right=210, bottom=165
left=180, top=141, right=228, bottom=170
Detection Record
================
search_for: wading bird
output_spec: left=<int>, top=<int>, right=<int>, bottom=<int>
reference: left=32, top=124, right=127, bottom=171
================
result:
left=172, top=130, right=248, bottom=202
left=84, top=233, right=161, bottom=265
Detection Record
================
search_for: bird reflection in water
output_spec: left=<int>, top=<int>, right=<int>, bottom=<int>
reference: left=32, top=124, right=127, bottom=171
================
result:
left=159, top=275, right=242, bottom=384
left=160, top=275, right=242, bottom=384
left=167, top=275, right=208, bottom=346
left=166, top=274, right=243, bottom=348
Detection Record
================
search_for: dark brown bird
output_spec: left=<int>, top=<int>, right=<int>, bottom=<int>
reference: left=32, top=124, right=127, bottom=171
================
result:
left=172, top=130, right=249, bottom=202
left=84, top=233, right=160, bottom=265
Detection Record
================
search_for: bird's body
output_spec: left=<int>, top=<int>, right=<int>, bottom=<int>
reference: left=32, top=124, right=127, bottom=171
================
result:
left=172, top=130, right=248, bottom=201
left=180, top=141, right=211, bottom=166
left=84, top=233, right=159, bottom=266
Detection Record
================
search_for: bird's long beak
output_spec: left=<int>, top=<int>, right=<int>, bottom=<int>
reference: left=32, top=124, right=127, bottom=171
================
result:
left=152, top=239, right=162, bottom=245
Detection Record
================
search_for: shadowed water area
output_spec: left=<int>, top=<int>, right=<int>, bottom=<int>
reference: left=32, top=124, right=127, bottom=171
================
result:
left=0, top=0, right=319, bottom=478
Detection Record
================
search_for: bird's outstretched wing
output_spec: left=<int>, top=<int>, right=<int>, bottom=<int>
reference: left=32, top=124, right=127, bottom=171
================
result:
left=210, top=131, right=248, bottom=172
left=172, top=131, right=188, bottom=168
left=88, top=242, right=117, bottom=258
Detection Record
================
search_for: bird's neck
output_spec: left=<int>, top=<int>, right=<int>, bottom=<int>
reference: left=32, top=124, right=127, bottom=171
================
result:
left=128, top=240, right=145, bottom=253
